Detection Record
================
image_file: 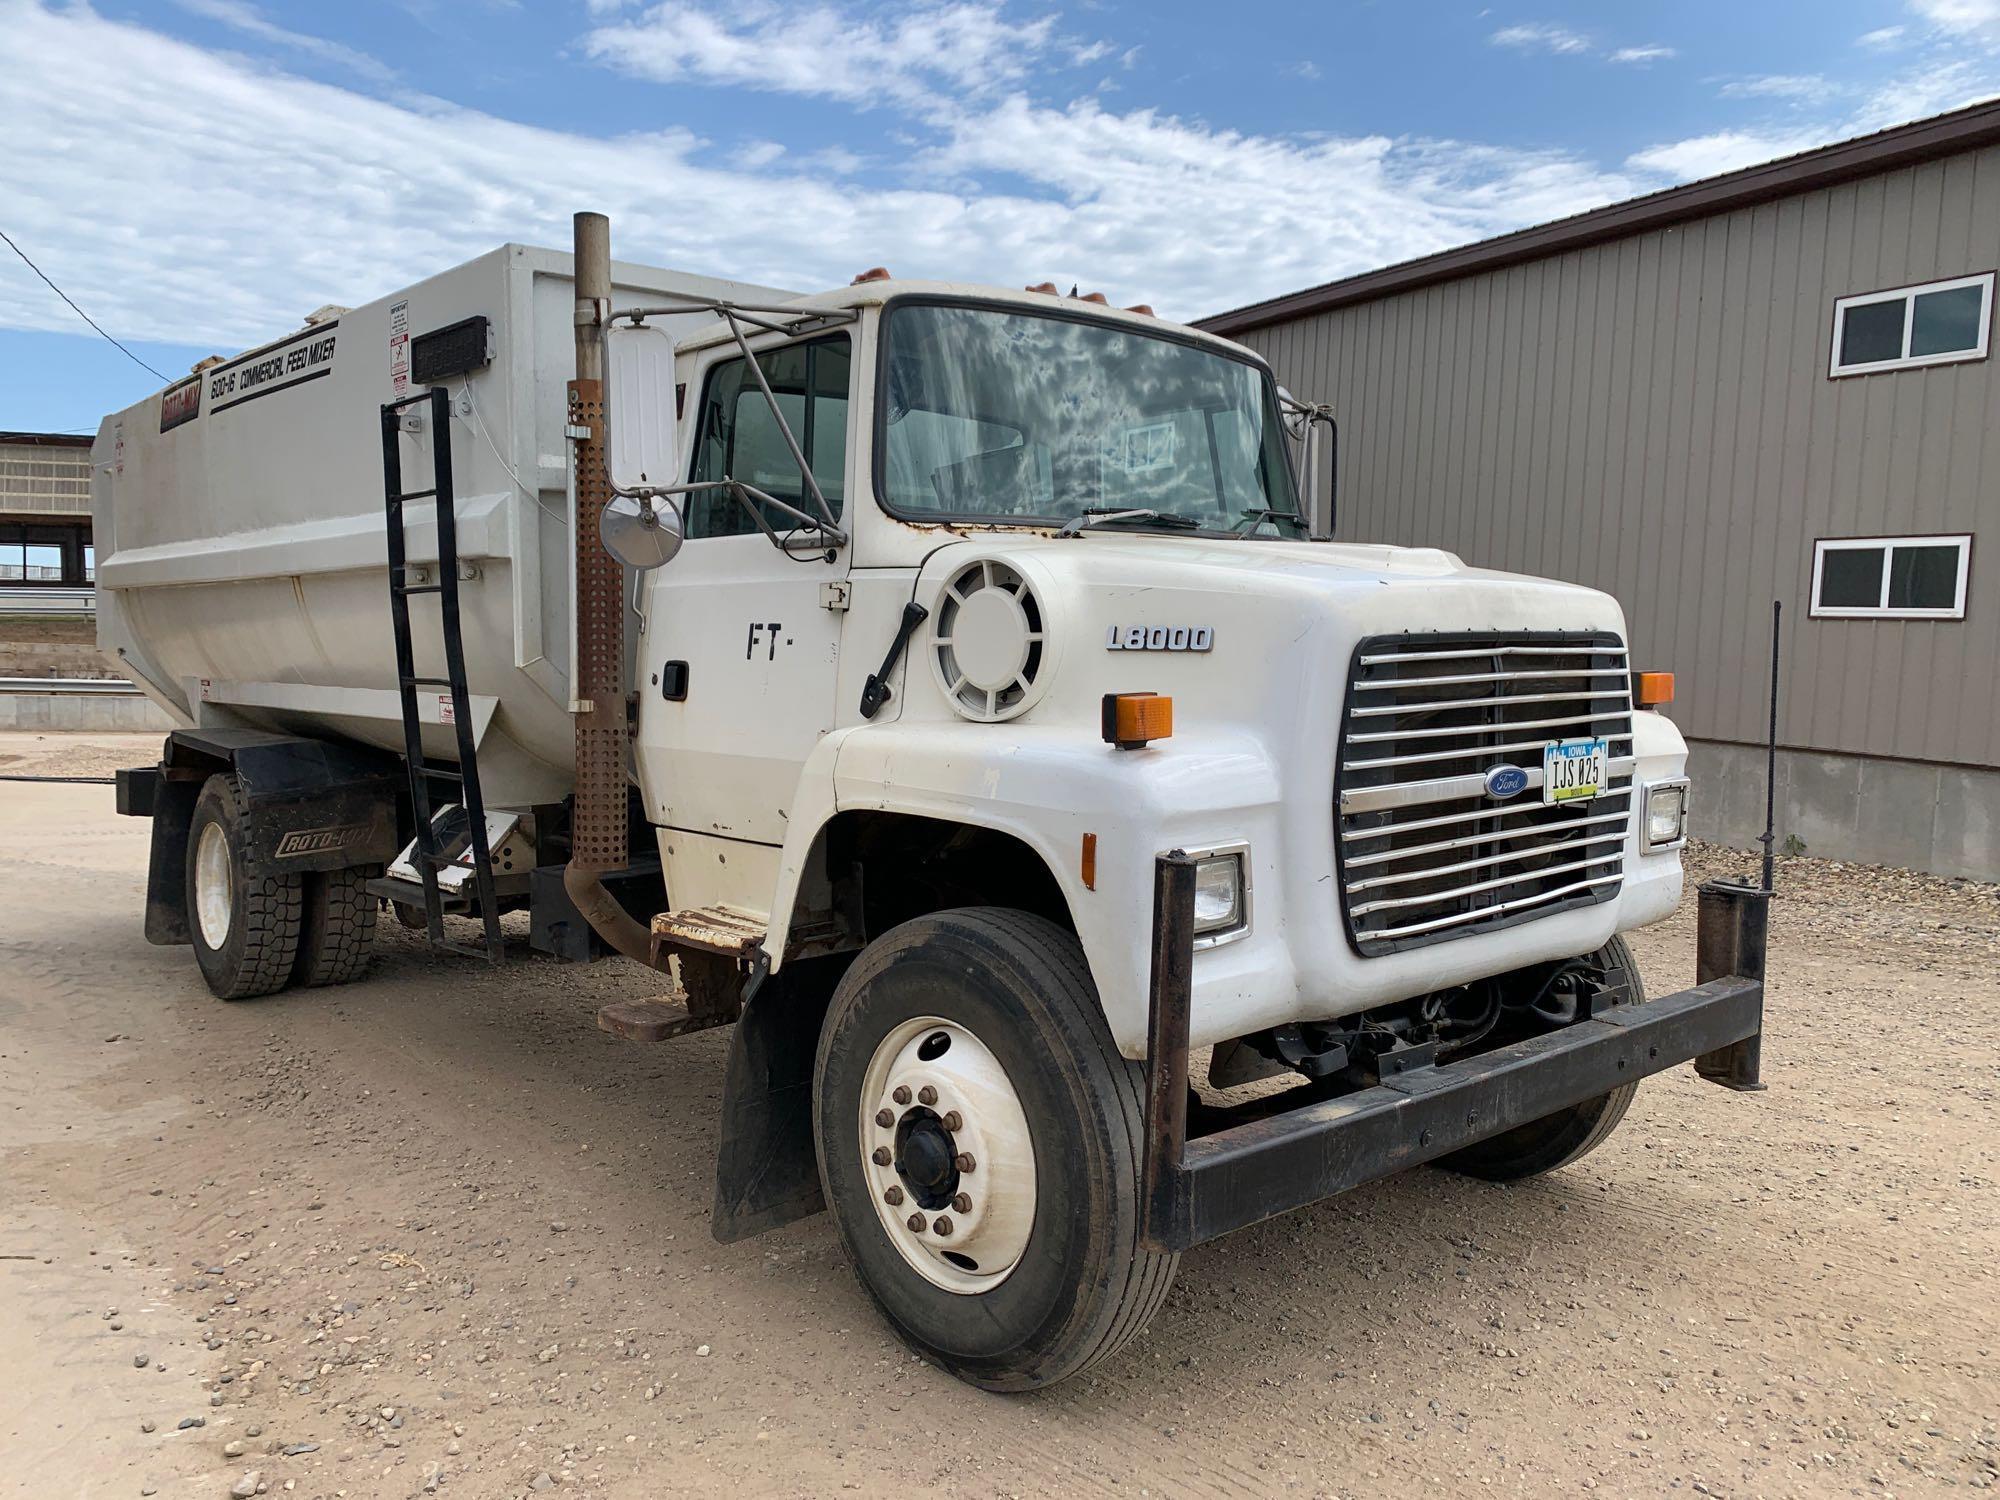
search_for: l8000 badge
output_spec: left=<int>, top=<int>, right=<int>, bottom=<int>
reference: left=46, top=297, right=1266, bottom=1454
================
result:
left=1105, top=625, right=1213, bottom=652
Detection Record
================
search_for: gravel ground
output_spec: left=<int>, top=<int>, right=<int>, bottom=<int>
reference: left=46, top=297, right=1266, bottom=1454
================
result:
left=1, top=733, right=1995, bottom=1499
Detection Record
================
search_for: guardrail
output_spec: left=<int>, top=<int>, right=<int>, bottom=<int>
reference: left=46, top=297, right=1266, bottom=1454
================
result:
left=0, top=676, right=141, bottom=695
left=0, top=586, right=95, bottom=615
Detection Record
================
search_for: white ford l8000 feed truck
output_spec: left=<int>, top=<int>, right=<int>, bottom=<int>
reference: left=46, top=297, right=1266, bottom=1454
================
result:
left=98, top=214, right=1769, bottom=1392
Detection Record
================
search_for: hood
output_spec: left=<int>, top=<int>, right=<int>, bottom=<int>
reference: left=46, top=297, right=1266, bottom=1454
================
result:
left=969, top=530, right=1619, bottom=625
left=901, top=528, right=1629, bottom=733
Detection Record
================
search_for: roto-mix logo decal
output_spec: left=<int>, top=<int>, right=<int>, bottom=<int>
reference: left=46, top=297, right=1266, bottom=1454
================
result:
left=274, top=823, right=367, bottom=858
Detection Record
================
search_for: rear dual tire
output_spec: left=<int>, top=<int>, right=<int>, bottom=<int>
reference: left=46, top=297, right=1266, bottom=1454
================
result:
left=186, top=773, right=376, bottom=999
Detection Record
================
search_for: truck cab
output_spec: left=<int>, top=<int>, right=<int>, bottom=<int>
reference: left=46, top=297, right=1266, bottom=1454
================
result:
left=633, top=281, right=1687, bottom=1061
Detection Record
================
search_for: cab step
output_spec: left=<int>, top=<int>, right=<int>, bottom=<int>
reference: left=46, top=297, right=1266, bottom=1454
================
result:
left=596, top=906, right=765, bottom=1044
left=649, top=903, right=768, bottom=960
left=596, top=994, right=732, bottom=1045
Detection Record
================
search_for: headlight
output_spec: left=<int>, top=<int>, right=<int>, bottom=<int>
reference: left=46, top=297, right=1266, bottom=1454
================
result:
left=1190, top=847, right=1250, bottom=944
left=1642, top=779, right=1689, bottom=851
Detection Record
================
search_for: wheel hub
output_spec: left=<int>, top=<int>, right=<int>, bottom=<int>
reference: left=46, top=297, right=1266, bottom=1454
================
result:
left=194, top=820, right=233, bottom=950
left=893, top=1110, right=961, bottom=1208
left=859, top=1016, right=1037, bottom=1294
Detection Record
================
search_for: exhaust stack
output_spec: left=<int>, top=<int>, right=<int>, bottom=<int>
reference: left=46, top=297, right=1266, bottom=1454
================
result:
left=563, top=209, right=664, bottom=969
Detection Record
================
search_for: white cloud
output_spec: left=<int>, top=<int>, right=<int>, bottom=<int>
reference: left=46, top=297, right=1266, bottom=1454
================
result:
left=1631, top=57, right=2000, bottom=184
left=1909, top=0, right=2000, bottom=42
left=1492, top=23, right=1675, bottom=65
left=1858, top=24, right=1907, bottom=46
left=1287, top=59, right=1323, bottom=81
left=580, top=1, right=1062, bottom=110
left=1719, top=73, right=1837, bottom=102
left=0, top=0, right=1650, bottom=345
left=12, top=0, right=1998, bottom=362
left=1490, top=22, right=1591, bottom=55
left=172, top=0, right=393, bottom=81
left=1626, top=128, right=1828, bottom=180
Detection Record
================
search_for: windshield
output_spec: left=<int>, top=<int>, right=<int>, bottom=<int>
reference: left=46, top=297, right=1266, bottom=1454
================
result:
left=878, top=302, right=1303, bottom=533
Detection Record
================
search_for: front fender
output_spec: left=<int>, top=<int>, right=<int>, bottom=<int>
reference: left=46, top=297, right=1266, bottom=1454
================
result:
left=765, top=721, right=1287, bottom=1058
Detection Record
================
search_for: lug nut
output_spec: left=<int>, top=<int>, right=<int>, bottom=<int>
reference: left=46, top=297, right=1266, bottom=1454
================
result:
left=917, top=1085, right=938, bottom=1106
left=906, top=1212, right=927, bottom=1232
left=883, top=1186, right=904, bottom=1206
left=874, top=1108, right=894, bottom=1128
left=951, top=1193, right=972, bottom=1214
left=892, top=1085, right=911, bottom=1105
left=954, top=1152, right=976, bottom=1173
left=872, top=1147, right=892, bottom=1166
left=941, top=1111, right=962, bottom=1132
left=932, top=1215, right=954, bottom=1237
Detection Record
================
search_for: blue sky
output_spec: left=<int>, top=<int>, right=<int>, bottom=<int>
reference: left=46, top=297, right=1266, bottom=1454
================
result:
left=4, top=0, right=1999, bottom=435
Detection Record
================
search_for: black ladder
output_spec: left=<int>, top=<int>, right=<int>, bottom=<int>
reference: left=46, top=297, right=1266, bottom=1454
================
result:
left=379, top=386, right=502, bottom=963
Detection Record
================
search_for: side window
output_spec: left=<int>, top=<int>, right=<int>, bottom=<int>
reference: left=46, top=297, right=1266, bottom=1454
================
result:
left=686, top=337, right=849, bottom=538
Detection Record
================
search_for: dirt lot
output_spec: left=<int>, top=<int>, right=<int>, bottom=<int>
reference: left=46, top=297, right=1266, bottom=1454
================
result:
left=2, top=731, right=1996, bottom=1499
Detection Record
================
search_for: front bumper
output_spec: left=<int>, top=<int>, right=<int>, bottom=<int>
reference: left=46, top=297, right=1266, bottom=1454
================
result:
left=1139, top=854, right=1769, bottom=1253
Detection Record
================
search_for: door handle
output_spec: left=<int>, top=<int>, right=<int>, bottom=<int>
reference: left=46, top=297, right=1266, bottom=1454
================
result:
left=858, top=602, right=929, bottom=720
left=660, top=660, right=689, bottom=701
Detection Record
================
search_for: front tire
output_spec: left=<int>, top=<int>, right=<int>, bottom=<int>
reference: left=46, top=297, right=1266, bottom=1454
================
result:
left=186, top=774, right=304, bottom=1000
left=1436, top=934, right=1643, bottom=1182
left=813, top=909, right=1177, bottom=1392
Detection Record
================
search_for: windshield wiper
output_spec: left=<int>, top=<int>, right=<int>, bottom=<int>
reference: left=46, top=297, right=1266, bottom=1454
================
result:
left=1056, top=507, right=1205, bottom=538
left=1230, top=508, right=1309, bottom=537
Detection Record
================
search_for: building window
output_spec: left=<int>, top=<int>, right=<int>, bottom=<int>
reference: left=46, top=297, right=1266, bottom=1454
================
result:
left=1811, top=535, right=1971, bottom=619
left=1830, top=273, right=1994, bottom=376
left=0, top=520, right=93, bottom=586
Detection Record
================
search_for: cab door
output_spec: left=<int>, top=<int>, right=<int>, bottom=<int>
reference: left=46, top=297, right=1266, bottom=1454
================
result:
left=634, top=333, right=852, bottom=853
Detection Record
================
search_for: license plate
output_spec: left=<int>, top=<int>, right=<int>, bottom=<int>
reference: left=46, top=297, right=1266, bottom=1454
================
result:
left=1543, top=737, right=1607, bottom=803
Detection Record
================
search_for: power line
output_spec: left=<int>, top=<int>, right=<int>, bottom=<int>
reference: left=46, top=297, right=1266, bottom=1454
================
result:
left=0, top=227, right=167, bottom=381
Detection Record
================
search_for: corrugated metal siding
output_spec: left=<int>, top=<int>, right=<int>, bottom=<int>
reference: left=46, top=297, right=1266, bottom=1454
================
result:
left=0, top=440, right=93, bottom=519
left=1242, top=145, right=2000, bottom=770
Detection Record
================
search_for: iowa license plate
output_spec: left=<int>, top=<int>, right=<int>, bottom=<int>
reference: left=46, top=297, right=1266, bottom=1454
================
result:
left=1543, top=736, right=1607, bottom=803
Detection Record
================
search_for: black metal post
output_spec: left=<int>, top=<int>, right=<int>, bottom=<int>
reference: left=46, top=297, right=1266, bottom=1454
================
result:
left=1140, top=850, right=1197, bottom=1253
left=1694, top=879, right=1769, bottom=1091
left=1758, top=599, right=1782, bottom=893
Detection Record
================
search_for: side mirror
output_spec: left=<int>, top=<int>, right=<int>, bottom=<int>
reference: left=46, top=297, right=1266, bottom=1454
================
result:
left=600, top=492, right=684, bottom=570
left=1277, top=391, right=1338, bottom=539
left=606, top=320, right=680, bottom=496
left=1307, top=409, right=1337, bottom=540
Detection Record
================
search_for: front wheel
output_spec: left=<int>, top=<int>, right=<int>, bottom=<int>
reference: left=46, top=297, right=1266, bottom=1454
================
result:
left=813, top=909, right=1177, bottom=1392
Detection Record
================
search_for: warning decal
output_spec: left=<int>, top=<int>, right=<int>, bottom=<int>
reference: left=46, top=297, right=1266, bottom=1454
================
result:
left=389, top=299, right=410, bottom=397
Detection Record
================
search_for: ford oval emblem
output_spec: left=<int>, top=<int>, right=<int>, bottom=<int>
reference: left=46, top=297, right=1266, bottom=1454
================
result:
left=1484, top=765, right=1529, bottom=800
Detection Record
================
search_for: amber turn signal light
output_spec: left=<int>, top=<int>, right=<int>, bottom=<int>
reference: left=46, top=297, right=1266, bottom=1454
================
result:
left=1102, top=692, right=1173, bottom=750
left=1631, top=670, right=1675, bottom=708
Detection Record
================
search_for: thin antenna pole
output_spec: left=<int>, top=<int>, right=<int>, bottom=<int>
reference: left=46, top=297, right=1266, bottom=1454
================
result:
left=1758, top=599, right=1781, bottom=893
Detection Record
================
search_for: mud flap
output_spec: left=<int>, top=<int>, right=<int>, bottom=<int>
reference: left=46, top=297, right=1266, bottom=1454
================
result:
left=710, top=956, right=844, bottom=1243
left=142, top=773, right=203, bottom=946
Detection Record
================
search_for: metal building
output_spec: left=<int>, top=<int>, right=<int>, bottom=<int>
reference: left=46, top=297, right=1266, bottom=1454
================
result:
left=1202, top=102, right=2000, bottom=880
left=0, top=430, right=96, bottom=614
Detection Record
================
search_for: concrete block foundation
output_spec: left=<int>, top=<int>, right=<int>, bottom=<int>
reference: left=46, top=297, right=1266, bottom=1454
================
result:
left=1687, top=738, right=1997, bottom=882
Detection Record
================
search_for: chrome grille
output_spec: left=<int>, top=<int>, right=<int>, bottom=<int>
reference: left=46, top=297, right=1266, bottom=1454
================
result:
left=1335, top=632, right=1633, bottom=956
